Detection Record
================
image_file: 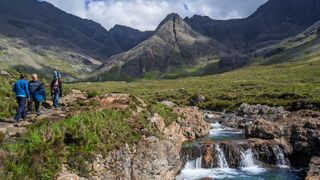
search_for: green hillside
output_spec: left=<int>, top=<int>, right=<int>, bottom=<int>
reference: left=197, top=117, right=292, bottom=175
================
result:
left=73, top=53, right=320, bottom=111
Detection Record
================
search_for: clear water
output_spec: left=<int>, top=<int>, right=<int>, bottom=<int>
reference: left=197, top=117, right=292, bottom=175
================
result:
left=178, top=122, right=303, bottom=180
left=177, top=167, right=303, bottom=180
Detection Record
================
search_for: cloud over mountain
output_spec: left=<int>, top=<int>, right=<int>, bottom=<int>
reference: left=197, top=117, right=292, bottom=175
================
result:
left=43, top=0, right=267, bottom=30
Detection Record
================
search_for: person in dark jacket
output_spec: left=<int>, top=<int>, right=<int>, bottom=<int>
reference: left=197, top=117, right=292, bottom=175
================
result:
left=51, top=72, right=62, bottom=109
left=12, top=74, right=30, bottom=122
left=28, top=73, right=46, bottom=116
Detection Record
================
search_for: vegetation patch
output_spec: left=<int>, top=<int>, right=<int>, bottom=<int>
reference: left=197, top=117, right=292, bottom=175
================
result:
left=0, top=108, right=155, bottom=179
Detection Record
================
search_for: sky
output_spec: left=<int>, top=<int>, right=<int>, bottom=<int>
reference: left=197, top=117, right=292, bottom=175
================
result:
left=43, top=0, right=268, bottom=31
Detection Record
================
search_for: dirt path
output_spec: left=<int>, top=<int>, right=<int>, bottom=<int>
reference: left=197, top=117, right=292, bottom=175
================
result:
left=0, top=89, right=87, bottom=139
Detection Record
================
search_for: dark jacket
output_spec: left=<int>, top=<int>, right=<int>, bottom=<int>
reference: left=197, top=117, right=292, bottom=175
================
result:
left=12, top=79, right=30, bottom=98
left=50, top=80, right=62, bottom=97
left=29, top=80, right=46, bottom=101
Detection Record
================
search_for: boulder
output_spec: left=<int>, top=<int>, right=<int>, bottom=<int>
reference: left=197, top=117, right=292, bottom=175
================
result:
left=132, top=137, right=181, bottom=180
left=290, top=119, right=320, bottom=167
left=306, top=157, right=320, bottom=180
left=238, top=103, right=286, bottom=121
left=42, top=101, right=53, bottom=109
left=150, top=113, right=166, bottom=132
left=245, top=119, right=284, bottom=139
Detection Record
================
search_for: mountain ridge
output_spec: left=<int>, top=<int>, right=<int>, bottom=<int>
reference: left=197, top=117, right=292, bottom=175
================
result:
left=96, top=13, right=232, bottom=81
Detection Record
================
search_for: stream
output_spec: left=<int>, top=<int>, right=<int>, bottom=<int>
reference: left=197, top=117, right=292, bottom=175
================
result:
left=176, top=114, right=305, bottom=180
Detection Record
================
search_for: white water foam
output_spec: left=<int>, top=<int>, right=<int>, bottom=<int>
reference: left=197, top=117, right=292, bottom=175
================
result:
left=185, top=156, right=203, bottom=169
left=273, top=145, right=289, bottom=168
left=215, top=144, right=229, bottom=168
left=240, top=149, right=266, bottom=174
left=209, top=123, right=243, bottom=137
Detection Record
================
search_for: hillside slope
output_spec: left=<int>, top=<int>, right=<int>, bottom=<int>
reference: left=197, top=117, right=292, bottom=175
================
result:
left=96, top=13, right=233, bottom=81
left=186, top=0, right=320, bottom=51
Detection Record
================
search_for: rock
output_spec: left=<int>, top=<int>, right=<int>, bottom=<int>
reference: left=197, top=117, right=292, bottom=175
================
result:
left=245, top=119, right=284, bottom=140
left=132, top=137, right=181, bottom=180
left=150, top=113, right=166, bottom=132
left=238, top=103, right=286, bottom=121
left=42, top=101, right=53, bottom=109
left=290, top=119, right=320, bottom=167
left=189, top=94, right=206, bottom=106
left=174, top=107, right=211, bottom=140
left=160, top=100, right=177, bottom=108
left=0, top=70, right=9, bottom=76
left=5, top=127, right=27, bottom=138
left=97, top=143, right=134, bottom=179
left=95, top=93, right=131, bottom=110
left=57, top=165, right=86, bottom=180
left=306, top=157, right=320, bottom=180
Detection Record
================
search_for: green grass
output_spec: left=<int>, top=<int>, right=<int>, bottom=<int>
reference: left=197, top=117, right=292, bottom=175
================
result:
left=71, top=55, right=320, bottom=111
left=0, top=108, right=157, bottom=179
left=0, top=71, right=20, bottom=120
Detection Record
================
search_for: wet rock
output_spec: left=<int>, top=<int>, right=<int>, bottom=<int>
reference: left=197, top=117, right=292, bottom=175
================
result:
left=290, top=119, right=320, bottom=167
left=306, top=157, right=320, bottom=180
left=245, top=119, right=284, bottom=140
left=132, top=137, right=181, bottom=180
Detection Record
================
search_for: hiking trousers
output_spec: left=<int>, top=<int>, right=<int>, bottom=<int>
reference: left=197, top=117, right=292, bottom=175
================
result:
left=28, top=97, right=42, bottom=114
left=15, top=97, right=27, bottom=121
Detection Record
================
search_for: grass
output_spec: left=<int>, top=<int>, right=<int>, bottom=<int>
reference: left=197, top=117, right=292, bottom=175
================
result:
left=0, top=108, right=157, bottom=179
left=71, top=54, right=320, bottom=111
left=0, top=71, right=20, bottom=120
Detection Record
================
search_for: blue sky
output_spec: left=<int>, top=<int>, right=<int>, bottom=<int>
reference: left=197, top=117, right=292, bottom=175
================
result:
left=43, top=0, right=268, bottom=31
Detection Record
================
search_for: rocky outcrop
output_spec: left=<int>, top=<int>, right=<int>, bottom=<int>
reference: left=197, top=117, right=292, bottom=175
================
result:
left=244, top=109, right=320, bottom=174
left=290, top=119, right=320, bottom=167
left=132, top=137, right=181, bottom=180
left=238, top=103, right=287, bottom=121
left=245, top=119, right=285, bottom=139
left=306, top=157, right=320, bottom=180
left=59, top=100, right=210, bottom=179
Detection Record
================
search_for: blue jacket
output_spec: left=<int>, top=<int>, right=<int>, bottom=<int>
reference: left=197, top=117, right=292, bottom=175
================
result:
left=12, top=79, right=30, bottom=98
left=29, top=80, right=46, bottom=102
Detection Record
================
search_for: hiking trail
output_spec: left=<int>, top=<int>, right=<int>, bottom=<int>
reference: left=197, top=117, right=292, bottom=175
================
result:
left=0, top=89, right=87, bottom=139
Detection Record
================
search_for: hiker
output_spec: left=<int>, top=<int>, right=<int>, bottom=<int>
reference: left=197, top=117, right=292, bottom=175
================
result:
left=12, top=74, right=30, bottom=122
left=51, top=71, right=62, bottom=109
left=28, top=73, right=46, bottom=116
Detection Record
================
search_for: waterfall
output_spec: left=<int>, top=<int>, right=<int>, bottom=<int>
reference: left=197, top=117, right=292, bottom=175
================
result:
left=240, top=149, right=257, bottom=168
left=215, top=144, right=229, bottom=168
left=185, top=156, right=202, bottom=169
left=273, top=145, right=288, bottom=167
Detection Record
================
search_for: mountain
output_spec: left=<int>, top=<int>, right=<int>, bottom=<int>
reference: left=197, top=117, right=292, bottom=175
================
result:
left=0, top=0, right=122, bottom=60
left=109, top=25, right=153, bottom=52
left=251, top=20, right=320, bottom=65
left=95, top=13, right=232, bottom=81
left=185, top=0, right=320, bottom=52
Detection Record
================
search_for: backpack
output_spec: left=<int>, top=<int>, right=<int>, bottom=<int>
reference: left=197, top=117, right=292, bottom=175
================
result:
left=52, top=80, right=60, bottom=94
left=53, top=71, right=61, bottom=80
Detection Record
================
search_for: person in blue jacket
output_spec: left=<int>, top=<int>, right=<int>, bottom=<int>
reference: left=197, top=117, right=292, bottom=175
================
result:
left=28, top=73, right=46, bottom=116
left=12, top=74, right=30, bottom=122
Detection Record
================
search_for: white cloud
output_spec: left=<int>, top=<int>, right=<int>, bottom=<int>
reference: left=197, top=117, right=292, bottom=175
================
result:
left=43, top=0, right=268, bottom=31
